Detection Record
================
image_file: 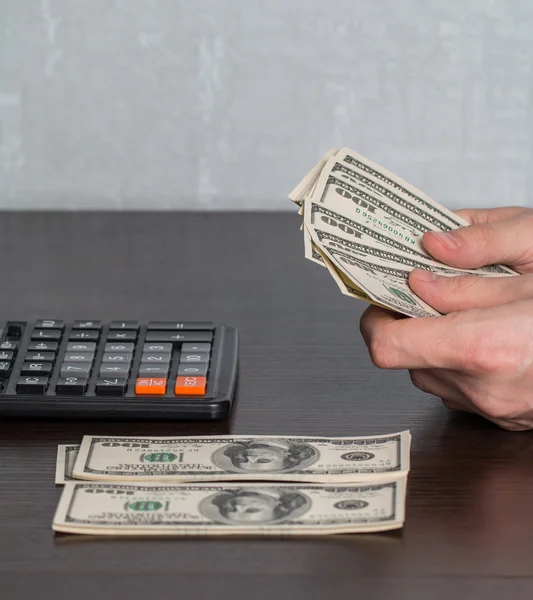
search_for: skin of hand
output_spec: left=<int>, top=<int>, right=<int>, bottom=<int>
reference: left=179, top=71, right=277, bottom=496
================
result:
left=359, top=206, right=533, bottom=431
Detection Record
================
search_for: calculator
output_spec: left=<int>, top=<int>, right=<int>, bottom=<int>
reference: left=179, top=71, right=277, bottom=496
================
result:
left=0, top=320, right=238, bottom=420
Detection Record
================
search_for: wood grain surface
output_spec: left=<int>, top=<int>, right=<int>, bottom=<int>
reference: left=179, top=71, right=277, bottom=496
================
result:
left=1, top=211, right=532, bottom=600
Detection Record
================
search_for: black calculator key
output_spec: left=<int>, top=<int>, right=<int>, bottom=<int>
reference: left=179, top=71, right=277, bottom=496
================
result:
left=180, top=352, right=210, bottom=364
left=5, top=324, right=23, bottom=340
left=61, top=363, right=92, bottom=375
left=141, top=353, right=171, bottom=363
left=21, top=362, right=53, bottom=375
left=99, top=364, right=130, bottom=375
left=105, top=342, right=135, bottom=353
left=72, top=321, right=101, bottom=329
left=25, top=351, right=55, bottom=362
left=67, top=341, right=97, bottom=352
left=69, top=330, right=99, bottom=341
left=182, top=342, right=211, bottom=353
left=143, top=342, right=172, bottom=353
left=109, top=321, right=139, bottom=330
left=32, top=329, right=62, bottom=341
left=178, top=363, right=208, bottom=376
left=102, top=353, right=132, bottom=363
left=138, top=364, right=169, bottom=377
left=64, top=352, right=95, bottom=363
left=107, top=331, right=137, bottom=342
left=29, top=341, right=59, bottom=352
left=95, top=377, right=128, bottom=395
left=35, top=320, right=64, bottom=329
left=0, top=340, right=17, bottom=350
left=56, top=376, right=88, bottom=394
left=0, top=362, right=11, bottom=379
left=16, top=376, right=48, bottom=393
left=145, top=331, right=213, bottom=343
left=0, top=350, right=14, bottom=361
left=148, top=321, right=214, bottom=331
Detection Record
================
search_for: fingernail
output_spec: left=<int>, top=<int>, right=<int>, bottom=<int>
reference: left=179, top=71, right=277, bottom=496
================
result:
left=429, top=231, right=460, bottom=249
left=411, top=269, right=437, bottom=282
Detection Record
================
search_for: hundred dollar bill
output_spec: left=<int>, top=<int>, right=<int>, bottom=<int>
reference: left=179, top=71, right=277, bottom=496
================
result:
left=336, top=147, right=471, bottom=230
left=303, top=202, right=514, bottom=317
left=321, top=168, right=431, bottom=241
left=71, top=431, right=411, bottom=482
left=293, top=146, right=466, bottom=230
left=331, top=149, right=516, bottom=275
left=310, top=224, right=502, bottom=280
left=313, top=162, right=515, bottom=275
left=55, top=444, right=80, bottom=484
left=52, top=479, right=406, bottom=535
left=304, top=201, right=441, bottom=317
left=335, top=152, right=466, bottom=230
left=306, top=201, right=507, bottom=277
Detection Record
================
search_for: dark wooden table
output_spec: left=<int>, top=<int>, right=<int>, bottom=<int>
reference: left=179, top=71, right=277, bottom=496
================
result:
left=1, top=211, right=532, bottom=600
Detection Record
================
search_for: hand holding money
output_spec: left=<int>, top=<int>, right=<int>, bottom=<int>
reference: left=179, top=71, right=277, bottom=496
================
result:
left=295, top=150, right=533, bottom=431
left=288, top=147, right=518, bottom=318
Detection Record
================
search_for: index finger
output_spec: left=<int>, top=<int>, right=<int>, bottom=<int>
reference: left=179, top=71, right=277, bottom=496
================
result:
left=359, top=304, right=464, bottom=370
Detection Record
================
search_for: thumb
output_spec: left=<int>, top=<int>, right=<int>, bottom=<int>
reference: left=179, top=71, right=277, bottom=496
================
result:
left=409, top=269, right=533, bottom=313
left=422, top=213, right=533, bottom=272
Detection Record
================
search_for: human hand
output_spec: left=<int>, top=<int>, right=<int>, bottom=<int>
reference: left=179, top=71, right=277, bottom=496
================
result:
left=360, top=205, right=533, bottom=430
left=408, top=206, right=533, bottom=313
left=422, top=205, right=533, bottom=273
left=359, top=300, right=533, bottom=431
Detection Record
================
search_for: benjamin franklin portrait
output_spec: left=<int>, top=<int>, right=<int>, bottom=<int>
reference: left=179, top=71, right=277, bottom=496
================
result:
left=199, top=488, right=311, bottom=525
left=211, top=439, right=319, bottom=474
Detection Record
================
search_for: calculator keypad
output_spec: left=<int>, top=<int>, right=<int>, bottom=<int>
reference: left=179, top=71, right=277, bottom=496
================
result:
left=4, top=320, right=217, bottom=399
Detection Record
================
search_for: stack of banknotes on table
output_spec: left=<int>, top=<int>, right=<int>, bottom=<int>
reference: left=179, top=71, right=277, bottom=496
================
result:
left=288, top=147, right=516, bottom=317
left=53, top=431, right=410, bottom=536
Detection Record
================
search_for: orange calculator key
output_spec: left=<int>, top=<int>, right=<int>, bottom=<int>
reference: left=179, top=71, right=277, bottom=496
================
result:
left=174, top=376, right=206, bottom=395
left=135, top=378, right=167, bottom=395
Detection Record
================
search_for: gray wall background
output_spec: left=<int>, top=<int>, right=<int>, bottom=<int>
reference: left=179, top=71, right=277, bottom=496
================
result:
left=1, top=0, right=533, bottom=210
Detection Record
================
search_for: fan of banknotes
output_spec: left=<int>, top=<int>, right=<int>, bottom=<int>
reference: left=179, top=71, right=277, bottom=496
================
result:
left=288, top=147, right=517, bottom=317
left=52, top=432, right=410, bottom=536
